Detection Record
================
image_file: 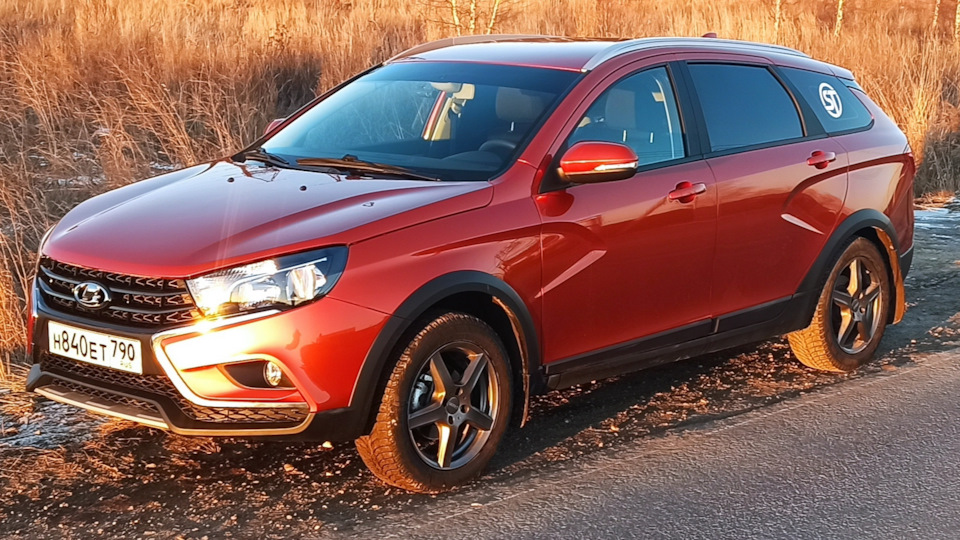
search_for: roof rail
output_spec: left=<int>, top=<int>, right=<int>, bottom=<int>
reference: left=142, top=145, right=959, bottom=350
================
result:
left=582, top=37, right=809, bottom=71
left=387, top=34, right=567, bottom=63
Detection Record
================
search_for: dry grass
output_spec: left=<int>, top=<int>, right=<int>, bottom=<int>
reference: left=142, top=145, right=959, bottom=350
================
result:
left=0, top=447, right=84, bottom=498
left=0, top=0, right=958, bottom=381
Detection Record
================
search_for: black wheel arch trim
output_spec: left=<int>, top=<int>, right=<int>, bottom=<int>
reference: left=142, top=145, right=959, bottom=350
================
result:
left=349, top=271, right=542, bottom=436
left=795, top=208, right=904, bottom=324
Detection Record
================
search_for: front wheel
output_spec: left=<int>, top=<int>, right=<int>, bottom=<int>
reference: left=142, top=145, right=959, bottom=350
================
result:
left=356, top=312, right=512, bottom=492
left=788, top=237, right=891, bottom=372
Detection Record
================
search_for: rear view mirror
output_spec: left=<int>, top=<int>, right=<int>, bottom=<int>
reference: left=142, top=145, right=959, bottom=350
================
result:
left=558, top=141, right=639, bottom=184
left=264, top=118, right=286, bottom=136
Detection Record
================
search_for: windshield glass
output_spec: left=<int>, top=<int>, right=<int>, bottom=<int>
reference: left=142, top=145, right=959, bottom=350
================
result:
left=262, top=62, right=581, bottom=181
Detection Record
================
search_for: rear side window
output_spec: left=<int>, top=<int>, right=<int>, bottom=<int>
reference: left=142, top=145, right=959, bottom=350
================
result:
left=687, top=64, right=803, bottom=152
left=780, top=67, right=873, bottom=134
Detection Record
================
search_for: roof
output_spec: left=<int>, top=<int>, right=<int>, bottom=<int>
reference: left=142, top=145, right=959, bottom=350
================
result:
left=386, top=35, right=810, bottom=72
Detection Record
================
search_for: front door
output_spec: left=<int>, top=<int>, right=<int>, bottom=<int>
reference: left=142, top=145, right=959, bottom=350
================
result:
left=537, top=65, right=717, bottom=364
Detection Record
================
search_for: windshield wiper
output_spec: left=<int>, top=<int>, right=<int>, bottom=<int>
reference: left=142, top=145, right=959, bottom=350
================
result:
left=296, top=156, right=441, bottom=182
left=233, top=147, right=291, bottom=168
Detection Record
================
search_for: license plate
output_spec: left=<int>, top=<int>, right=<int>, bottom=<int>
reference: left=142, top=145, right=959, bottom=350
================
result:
left=47, top=321, right=143, bottom=374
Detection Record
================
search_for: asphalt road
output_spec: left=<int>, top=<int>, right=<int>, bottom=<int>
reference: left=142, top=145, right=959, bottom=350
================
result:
left=357, top=347, right=960, bottom=539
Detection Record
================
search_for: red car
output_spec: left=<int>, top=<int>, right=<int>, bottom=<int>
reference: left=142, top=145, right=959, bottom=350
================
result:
left=27, top=36, right=914, bottom=492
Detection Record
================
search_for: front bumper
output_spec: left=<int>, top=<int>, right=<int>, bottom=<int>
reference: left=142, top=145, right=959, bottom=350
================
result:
left=28, top=362, right=312, bottom=436
left=28, top=292, right=391, bottom=440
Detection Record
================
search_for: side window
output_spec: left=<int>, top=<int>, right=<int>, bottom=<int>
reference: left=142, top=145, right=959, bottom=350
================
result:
left=687, top=64, right=803, bottom=152
left=780, top=67, right=872, bottom=134
left=568, top=67, right=686, bottom=167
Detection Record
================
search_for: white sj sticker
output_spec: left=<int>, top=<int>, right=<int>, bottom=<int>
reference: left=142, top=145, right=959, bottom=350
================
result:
left=819, top=82, right=843, bottom=118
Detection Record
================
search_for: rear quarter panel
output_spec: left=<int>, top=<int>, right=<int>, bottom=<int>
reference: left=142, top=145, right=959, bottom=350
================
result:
left=833, top=89, right=915, bottom=254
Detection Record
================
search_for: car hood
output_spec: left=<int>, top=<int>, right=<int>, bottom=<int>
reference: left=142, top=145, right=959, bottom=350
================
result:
left=44, top=161, right=493, bottom=278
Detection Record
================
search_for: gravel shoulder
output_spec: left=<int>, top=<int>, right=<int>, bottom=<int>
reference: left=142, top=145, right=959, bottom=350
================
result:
left=1, top=201, right=959, bottom=539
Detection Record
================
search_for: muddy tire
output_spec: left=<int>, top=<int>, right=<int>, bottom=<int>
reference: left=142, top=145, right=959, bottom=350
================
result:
left=355, top=312, right=512, bottom=493
left=788, top=237, right=891, bottom=372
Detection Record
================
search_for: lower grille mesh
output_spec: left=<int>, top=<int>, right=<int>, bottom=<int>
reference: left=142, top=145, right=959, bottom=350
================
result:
left=40, top=354, right=309, bottom=425
left=56, top=377, right=160, bottom=413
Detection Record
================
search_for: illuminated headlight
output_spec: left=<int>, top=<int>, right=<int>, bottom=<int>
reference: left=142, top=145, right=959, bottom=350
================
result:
left=186, top=246, right=348, bottom=317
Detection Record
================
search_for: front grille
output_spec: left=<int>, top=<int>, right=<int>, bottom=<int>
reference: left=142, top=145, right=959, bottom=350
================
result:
left=36, top=258, right=202, bottom=329
left=40, top=354, right=309, bottom=425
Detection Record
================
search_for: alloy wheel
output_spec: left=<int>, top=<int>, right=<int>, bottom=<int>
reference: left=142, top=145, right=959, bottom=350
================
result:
left=407, top=342, right=499, bottom=470
left=830, top=256, right=883, bottom=354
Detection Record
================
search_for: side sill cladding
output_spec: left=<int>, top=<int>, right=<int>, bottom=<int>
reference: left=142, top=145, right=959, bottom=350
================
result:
left=351, top=272, right=542, bottom=433
left=795, top=209, right=907, bottom=326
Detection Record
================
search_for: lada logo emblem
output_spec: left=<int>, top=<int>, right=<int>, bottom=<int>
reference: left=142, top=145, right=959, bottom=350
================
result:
left=73, top=282, right=111, bottom=309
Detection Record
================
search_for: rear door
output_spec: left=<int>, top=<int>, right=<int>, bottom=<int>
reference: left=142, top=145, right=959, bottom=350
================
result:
left=681, top=60, right=848, bottom=328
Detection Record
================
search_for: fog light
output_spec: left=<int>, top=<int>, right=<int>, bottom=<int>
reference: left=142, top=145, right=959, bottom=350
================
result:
left=264, top=362, right=284, bottom=387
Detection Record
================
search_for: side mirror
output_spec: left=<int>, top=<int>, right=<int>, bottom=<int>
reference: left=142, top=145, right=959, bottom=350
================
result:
left=264, top=118, right=286, bottom=136
left=558, top=141, right=639, bottom=184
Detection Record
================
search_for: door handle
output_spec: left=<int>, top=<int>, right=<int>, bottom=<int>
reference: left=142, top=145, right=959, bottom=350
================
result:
left=807, top=150, right=837, bottom=169
left=668, top=181, right=707, bottom=203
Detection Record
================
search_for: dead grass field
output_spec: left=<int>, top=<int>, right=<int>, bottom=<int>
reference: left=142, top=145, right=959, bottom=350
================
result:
left=0, top=0, right=958, bottom=381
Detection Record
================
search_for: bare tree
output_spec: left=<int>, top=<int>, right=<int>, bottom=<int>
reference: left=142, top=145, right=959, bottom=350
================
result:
left=955, top=0, right=959, bottom=43
left=487, top=0, right=503, bottom=34
left=834, top=0, right=845, bottom=37
left=449, top=0, right=462, bottom=31
left=425, top=0, right=513, bottom=35
left=774, top=0, right=783, bottom=40
left=932, top=0, right=943, bottom=35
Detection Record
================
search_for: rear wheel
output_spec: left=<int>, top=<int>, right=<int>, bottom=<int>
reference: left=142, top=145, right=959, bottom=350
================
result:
left=788, top=237, right=891, bottom=372
left=356, top=312, right=512, bottom=492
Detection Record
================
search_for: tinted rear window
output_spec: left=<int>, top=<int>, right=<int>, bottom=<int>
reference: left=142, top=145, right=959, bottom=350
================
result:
left=687, top=64, right=803, bottom=152
left=780, top=67, right=873, bottom=134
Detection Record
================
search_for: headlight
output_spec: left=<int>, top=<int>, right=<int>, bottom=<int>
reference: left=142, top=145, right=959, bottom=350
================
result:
left=186, top=246, right=348, bottom=317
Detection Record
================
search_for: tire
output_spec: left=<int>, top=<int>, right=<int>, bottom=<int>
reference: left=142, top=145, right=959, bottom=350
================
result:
left=355, top=312, right=513, bottom=492
left=788, top=237, right=891, bottom=372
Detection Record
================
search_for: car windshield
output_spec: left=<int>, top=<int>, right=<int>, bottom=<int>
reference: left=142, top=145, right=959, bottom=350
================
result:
left=262, top=62, right=581, bottom=181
